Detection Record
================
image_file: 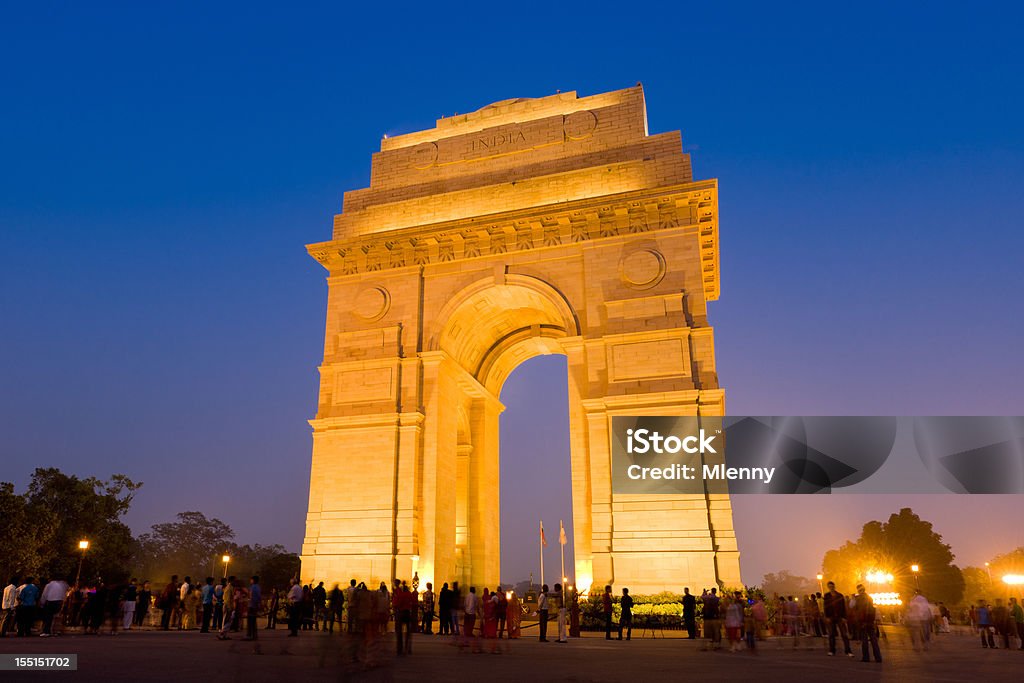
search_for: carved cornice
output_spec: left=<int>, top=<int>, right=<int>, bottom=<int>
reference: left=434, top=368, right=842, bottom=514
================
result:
left=307, top=179, right=720, bottom=300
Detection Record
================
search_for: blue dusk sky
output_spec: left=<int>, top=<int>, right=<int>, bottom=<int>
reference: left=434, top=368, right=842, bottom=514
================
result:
left=2, top=2, right=1022, bottom=586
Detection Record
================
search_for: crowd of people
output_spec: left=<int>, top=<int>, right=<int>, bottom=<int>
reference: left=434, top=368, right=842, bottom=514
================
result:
left=4, top=572, right=1024, bottom=667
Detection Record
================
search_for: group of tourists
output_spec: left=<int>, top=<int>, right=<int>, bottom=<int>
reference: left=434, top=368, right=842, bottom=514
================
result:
left=7, top=571, right=1024, bottom=668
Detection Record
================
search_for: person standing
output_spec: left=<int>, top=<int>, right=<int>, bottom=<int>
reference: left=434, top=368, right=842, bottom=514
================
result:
left=823, top=581, right=853, bottom=657
left=702, top=588, right=722, bottom=650
left=244, top=576, right=261, bottom=641
left=287, top=578, right=303, bottom=637
left=496, top=588, right=508, bottom=638
left=39, top=576, right=68, bottom=636
left=121, top=579, right=138, bottom=631
left=312, top=581, right=327, bottom=631
left=182, top=586, right=200, bottom=630
left=1009, top=597, right=1024, bottom=650
left=506, top=591, right=522, bottom=639
left=977, top=600, right=996, bottom=648
left=266, top=587, right=280, bottom=630
left=421, top=582, right=434, bottom=635
left=213, top=579, right=226, bottom=630
left=618, top=588, right=634, bottom=641
left=327, top=584, right=342, bottom=634
left=682, top=587, right=697, bottom=639
left=200, top=577, right=215, bottom=633
left=222, top=577, right=236, bottom=631
left=537, top=584, right=549, bottom=642
left=345, top=579, right=357, bottom=633
left=462, top=586, right=479, bottom=650
left=437, top=582, right=451, bottom=635
left=178, top=576, right=191, bottom=630
left=16, top=577, right=40, bottom=637
left=602, top=585, right=614, bottom=640
left=554, top=583, right=568, bottom=643
left=850, top=585, right=881, bottom=662
left=159, top=576, right=178, bottom=631
left=2, top=576, right=20, bottom=637
left=450, top=582, right=461, bottom=636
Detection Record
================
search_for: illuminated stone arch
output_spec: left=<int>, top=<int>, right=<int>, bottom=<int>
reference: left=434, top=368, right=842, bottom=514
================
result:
left=300, top=86, right=741, bottom=593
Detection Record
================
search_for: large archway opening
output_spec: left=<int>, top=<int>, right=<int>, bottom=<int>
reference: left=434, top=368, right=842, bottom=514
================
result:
left=498, top=354, right=574, bottom=591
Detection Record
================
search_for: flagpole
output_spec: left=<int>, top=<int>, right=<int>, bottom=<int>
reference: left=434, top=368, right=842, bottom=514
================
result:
left=539, top=521, right=545, bottom=588
left=559, top=520, right=566, bottom=585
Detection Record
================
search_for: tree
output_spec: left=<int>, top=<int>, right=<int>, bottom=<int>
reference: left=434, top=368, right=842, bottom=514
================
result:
left=0, top=469, right=139, bottom=583
left=821, top=507, right=964, bottom=604
left=132, top=511, right=235, bottom=582
left=961, top=566, right=992, bottom=606
left=760, top=570, right=817, bottom=597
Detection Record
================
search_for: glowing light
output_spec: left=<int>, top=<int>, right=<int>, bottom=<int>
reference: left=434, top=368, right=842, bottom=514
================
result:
left=222, top=555, right=231, bottom=564
left=910, top=564, right=919, bottom=573
left=506, top=591, right=513, bottom=600
left=816, top=573, right=823, bottom=581
left=1003, top=575, right=1024, bottom=585
left=869, top=592, right=903, bottom=606
left=865, top=571, right=894, bottom=584
left=78, top=540, right=90, bottom=550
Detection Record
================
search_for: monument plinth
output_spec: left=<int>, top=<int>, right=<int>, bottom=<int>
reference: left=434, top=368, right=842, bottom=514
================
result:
left=301, top=85, right=741, bottom=593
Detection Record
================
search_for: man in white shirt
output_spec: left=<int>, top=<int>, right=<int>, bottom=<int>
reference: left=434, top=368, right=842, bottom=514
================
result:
left=39, top=577, right=69, bottom=636
left=462, top=586, right=479, bottom=649
left=537, top=585, right=550, bottom=642
left=1, top=576, right=20, bottom=637
left=286, top=578, right=303, bottom=637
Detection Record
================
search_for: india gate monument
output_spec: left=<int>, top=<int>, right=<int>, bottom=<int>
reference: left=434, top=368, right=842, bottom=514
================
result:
left=301, top=85, right=741, bottom=594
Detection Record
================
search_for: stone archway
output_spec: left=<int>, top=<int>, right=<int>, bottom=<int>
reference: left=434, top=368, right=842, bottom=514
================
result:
left=300, top=85, right=741, bottom=593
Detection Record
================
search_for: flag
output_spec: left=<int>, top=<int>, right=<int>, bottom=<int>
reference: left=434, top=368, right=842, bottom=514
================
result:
left=559, top=520, right=567, bottom=546
left=540, top=521, right=548, bottom=547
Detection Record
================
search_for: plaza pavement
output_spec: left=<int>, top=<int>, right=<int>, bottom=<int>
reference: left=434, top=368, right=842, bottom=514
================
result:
left=0, top=625, right=1020, bottom=682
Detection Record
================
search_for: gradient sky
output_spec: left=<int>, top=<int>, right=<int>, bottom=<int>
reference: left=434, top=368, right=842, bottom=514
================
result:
left=2, top=3, right=1022, bottom=587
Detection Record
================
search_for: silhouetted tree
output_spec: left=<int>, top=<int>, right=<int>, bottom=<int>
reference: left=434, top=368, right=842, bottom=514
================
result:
left=821, top=507, right=964, bottom=604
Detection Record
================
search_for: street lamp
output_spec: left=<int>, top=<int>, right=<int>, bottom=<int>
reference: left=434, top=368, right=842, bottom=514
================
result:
left=75, top=539, right=90, bottom=588
left=910, top=564, right=920, bottom=589
left=222, top=555, right=231, bottom=579
left=1003, top=575, right=1024, bottom=586
left=816, top=573, right=824, bottom=594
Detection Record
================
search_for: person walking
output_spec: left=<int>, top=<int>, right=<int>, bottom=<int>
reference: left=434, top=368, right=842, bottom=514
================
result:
left=851, top=585, right=882, bottom=663
left=507, top=590, right=522, bottom=639
left=312, top=581, right=327, bottom=631
left=462, top=586, right=479, bottom=651
left=823, top=581, right=853, bottom=657
left=39, top=576, right=68, bottom=636
left=2, top=576, right=20, bottom=637
left=618, top=588, right=633, bottom=641
left=537, top=584, right=549, bottom=642
left=682, top=587, right=697, bottom=639
left=1009, top=597, right=1024, bottom=650
left=602, top=585, right=614, bottom=639
left=16, top=577, right=40, bottom=637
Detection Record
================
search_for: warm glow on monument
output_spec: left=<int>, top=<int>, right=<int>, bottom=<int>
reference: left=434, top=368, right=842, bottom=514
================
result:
left=300, top=85, right=734, bottom=594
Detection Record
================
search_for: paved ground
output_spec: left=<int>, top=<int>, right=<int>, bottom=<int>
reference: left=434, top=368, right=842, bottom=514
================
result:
left=1, top=626, right=1021, bottom=682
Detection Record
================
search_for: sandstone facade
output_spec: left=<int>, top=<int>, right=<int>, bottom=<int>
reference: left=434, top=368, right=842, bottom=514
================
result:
left=301, top=86, right=741, bottom=594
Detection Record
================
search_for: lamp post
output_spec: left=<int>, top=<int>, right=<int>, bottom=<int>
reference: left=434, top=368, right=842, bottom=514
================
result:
left=910, top=564, right=920, bottom=590
left=816, top=573, right=824, bottom=594
left=222, top=555, right=231, bottom=579
left=75, top=540, right=90, bottom=588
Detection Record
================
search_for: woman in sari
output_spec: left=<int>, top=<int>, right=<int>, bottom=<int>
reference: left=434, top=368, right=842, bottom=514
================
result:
left=506, top=591, right=522, bottom=639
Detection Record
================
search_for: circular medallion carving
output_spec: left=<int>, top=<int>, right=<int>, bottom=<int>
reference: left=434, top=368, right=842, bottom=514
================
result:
left=353, top=287, right=391, bottom=321
left=620, top=249, right=666, bottom=289
left=410, top=142, right=438, bottom=169
left=563, top=110, right=597, bottom=140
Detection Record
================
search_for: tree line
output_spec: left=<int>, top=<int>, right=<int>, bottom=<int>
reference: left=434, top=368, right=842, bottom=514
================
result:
left=0, top=468, right=299, bottom=589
